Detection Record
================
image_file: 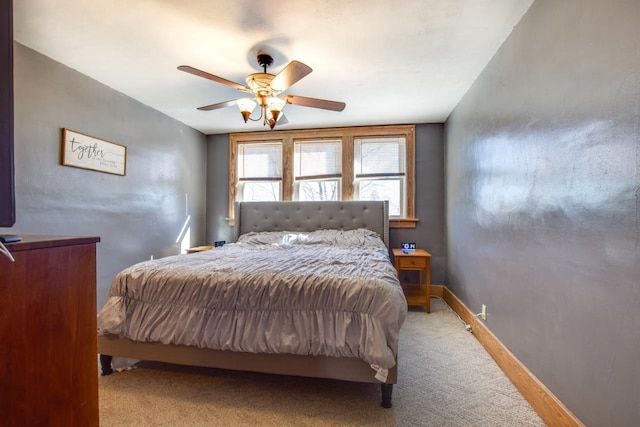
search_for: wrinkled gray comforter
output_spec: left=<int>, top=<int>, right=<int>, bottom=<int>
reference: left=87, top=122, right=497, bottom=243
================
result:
left=97, top=229, right=407, bottom=369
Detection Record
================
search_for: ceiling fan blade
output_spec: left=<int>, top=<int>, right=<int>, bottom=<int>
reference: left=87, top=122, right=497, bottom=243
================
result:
left=197, top=99, right=240, bottom=111
left=271, top=61, right=313, bottom=92
left=283, top=95, right=346, bottom=112
left=178, top=65, right=247, bottom=91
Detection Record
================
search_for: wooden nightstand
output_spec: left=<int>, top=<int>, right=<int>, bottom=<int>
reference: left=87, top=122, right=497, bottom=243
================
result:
left=185, top=245, right=213, bottom=254
left=392, top=248, right=431, bottom=313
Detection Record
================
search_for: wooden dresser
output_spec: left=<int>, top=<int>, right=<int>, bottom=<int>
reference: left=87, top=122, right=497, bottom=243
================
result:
left=0, top=236, right=100, bottom=426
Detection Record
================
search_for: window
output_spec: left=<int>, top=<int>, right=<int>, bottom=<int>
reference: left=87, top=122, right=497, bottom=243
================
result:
left=294, top=140, right=341, bottom=201
left=354, top=137, right=406, bottom=217
left=229, top=125, right=416, bottom=227
left=236, top=142, right=282, bottom=202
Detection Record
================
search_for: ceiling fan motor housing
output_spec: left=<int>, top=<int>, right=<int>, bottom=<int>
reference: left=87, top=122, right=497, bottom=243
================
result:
left=251, top=53, right=278, bottom=98
left=246, top=73, right=278, bottom=100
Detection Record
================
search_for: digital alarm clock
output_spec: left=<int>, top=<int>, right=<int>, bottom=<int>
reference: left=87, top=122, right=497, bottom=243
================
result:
left=401, top=242, right=416, bottom=253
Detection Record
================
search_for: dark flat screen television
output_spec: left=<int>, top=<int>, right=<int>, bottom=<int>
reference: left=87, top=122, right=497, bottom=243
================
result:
left=0, top=0, right=15, bottom=227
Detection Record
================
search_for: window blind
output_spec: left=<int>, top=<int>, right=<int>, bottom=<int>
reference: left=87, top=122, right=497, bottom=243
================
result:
left=238, top=142, right=282, bottom=180
left=294, top=140, right=342, bottom=180
left=354, top=137, right=406, bottom=177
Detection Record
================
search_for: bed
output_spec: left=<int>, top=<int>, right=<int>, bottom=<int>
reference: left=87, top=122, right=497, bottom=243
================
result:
left=97, top=200, right=407, bottom=408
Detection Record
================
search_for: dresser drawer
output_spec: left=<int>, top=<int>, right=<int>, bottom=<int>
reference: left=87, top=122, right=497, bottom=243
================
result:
left=397, top=256, right=427, bottom=269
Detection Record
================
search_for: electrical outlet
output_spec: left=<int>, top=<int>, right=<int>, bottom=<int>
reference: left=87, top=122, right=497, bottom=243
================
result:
left=481, top=304, right=487, bottom=321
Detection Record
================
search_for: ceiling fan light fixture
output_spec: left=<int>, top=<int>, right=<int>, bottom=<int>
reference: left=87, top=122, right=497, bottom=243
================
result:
left=265, top=104, right=286, bottom=129
left=267, top=96, right=285, bottom=122
left=237, top=98, right=257, bottom=122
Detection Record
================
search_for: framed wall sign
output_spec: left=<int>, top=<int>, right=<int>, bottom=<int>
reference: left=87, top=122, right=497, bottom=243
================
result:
left=61, top=128, right=126, bottom=176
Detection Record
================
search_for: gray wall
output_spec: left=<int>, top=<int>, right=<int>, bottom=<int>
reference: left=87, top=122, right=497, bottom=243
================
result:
left=1, top=43, right=207, bottom=307
left=392, top=124, right=445, bottom=285
left=205, top=133, right=235, bottom=245
left=445, top=1, right=640, bottom=425
left=206, top=123, right=446, bottom=285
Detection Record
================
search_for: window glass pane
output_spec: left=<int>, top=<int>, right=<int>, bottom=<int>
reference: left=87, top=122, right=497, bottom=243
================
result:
left=294, top=140, right=341, bottom=178
left=354, top=137, right=406, bottom=176
left=357, top=178, right=403, bottom=216
left=241, top=181, right=281, bottom=201
left=297, top=180, right=340, bottom=201
left=238, top=142, right=282, bottom=179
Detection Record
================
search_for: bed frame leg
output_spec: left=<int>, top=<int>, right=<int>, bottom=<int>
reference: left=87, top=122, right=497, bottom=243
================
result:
left=100, top=354, right=114, bottom=376
left=381, top=383, right=393, bottom=408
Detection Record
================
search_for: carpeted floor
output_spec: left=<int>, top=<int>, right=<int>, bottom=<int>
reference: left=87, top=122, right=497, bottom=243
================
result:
left=98, top=298, right=546, bottom=426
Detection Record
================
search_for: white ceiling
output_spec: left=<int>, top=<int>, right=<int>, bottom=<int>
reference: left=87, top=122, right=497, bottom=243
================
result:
left=13, top=0, right=533, bottom=135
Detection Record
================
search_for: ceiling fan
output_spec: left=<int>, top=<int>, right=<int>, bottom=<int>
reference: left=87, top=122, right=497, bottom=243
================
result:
left=178, top=52, right=346, bottom=129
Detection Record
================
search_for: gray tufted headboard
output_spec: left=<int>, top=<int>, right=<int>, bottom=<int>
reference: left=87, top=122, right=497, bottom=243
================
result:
left=234, top=200, right=389, bottom=247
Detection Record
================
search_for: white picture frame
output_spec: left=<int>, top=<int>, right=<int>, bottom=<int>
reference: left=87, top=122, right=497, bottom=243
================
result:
left=61, top=128, right=126, bottom=176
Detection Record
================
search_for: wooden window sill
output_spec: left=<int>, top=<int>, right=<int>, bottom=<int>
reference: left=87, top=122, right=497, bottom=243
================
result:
left=390, top=218, right=419, bottom=228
